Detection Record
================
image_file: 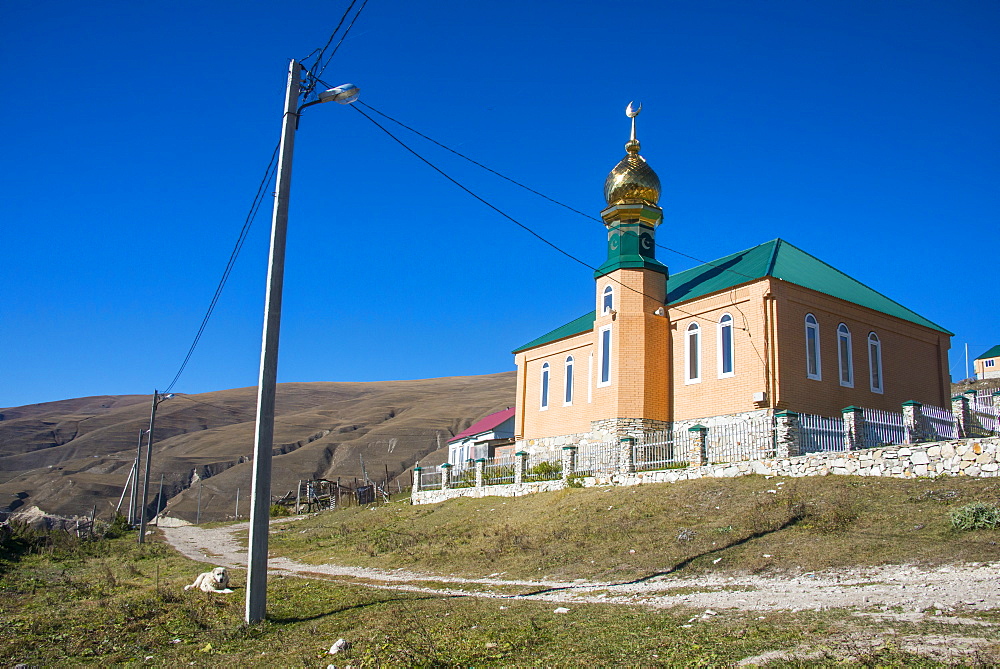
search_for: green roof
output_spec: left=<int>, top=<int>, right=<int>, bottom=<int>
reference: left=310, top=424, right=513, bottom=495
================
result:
left=513, top=238, right=951, bottom=353
left=976, top=345, right=1000, bottom=361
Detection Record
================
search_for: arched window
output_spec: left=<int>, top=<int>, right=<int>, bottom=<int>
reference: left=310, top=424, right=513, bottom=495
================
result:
left=602, top=285, right=614, bottom=314
left=564, top=356, right=574, bottom=405
left=805, top=314, right=821, bottom=380
left=540, top=363, right=550, bottom=410
left=685, top=322, right=701, bottom=383
left=718, top=313, right=734, bottom=378
left=598, top=325, right=612, bottom=387
left=868, top=332, right=883, bottom=393
left=837, top=323, right=853, bottom=387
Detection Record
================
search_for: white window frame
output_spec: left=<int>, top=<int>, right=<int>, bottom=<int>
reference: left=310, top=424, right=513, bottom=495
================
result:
left=602, top=285, right=614, bottom=314
left=717, top=313, right=735, bottom=379
left=540, top=362, right=550, bottom=410
left=685, top=322, right=702, bottom=384
left=597, top=325, right=612, bottom=387
left=837, top=323, right=853, bottom=388
left=805, top=313, right=822, bottom=380
left=868, top=332, right=884, bottom=394
left=986, top=359, right=996, bottom=368
left=564, top=356, right=574, bottom=406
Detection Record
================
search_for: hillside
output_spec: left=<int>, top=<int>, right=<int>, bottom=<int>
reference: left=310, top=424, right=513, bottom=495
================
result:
left=0, top=372, right=515, bottom=522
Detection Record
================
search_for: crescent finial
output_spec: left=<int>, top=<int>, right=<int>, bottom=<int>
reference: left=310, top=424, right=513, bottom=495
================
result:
left=626, top=101, right=642, bottom=118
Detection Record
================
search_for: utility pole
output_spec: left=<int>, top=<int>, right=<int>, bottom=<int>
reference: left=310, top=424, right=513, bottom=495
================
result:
left=129, top=429, right=143, bottom=524
left=245, top=59, right=301, bottom=625
left=139, top=391, right=161, bottom=543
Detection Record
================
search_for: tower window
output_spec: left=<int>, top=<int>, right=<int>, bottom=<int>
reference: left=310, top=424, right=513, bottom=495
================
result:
left=602, top=285, right=613, bottom=314
left=564, top=356, right=574, bottom=405
left=540, top=363, right=550, bottom=410
left=718, top=313, right=734, bottom=378
left=805, top=314, right=821, bottom=380
left=685, top=322, right=701, bottom=384
left=868, top=332, right=883, bottom=394
left=837, top=323, right=853, bottom=388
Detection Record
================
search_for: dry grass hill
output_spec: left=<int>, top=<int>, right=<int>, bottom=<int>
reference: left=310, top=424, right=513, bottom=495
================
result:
left=0, top=372, right=515, bottom=523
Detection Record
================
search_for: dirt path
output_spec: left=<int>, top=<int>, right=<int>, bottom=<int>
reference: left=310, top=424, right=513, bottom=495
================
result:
left=160, top=518, right=1000, bottom=618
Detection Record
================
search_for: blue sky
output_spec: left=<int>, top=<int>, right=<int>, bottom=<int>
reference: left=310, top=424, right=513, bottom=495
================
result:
left=2, top=0, right=997, bottom=408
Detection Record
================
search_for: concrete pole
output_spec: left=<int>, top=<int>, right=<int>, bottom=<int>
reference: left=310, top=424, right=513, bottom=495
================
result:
left=138, top=391, right=160, bottom=544
left=235, top=487, right=240, bottom=520
left=129, top=429, right=143, bottom=524
left=197, top=480, right=202, bottom=525
left=246, top=59, right=301, bottom=625
left=154, top=473, right=164, bottom=526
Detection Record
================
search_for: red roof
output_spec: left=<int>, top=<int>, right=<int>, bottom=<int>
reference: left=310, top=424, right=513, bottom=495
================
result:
left=448, top=407, right=515, bottom=443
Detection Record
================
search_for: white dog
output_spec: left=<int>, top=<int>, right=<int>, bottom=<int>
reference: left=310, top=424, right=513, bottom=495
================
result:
left=184, top=566, right=233, bottom=593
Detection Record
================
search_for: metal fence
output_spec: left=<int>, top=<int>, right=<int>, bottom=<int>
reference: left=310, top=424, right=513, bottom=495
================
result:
left=483, top=456, right=516, bottom=485
left=450, top=461, right=476, bottom=488
left=419, top=468, right=443, bottom=490
left=798, top=413, right=846, bottom=453
left=635, top=429, right=690, bottom=470
left=575, top=440, right=620, bottom=476
left=971, top=394, right=999, bottom=435
left=706, top=416, right=775, bottom=463
left=922, top=404, right=957, bottom=439
left=524, top=452, right=562, bottom=481
left=862, top=408, right=906, bottom=448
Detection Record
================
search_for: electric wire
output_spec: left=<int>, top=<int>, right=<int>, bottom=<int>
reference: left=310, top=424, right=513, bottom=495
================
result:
left=299, top=0, right=358, bottom=99
left=350, top=104, right=720, bottom=328
left=353, top=100, right=761, bottom=283
left=311, top=0, right=369, bottom=86
left=162, top=141, right=281, bottom=394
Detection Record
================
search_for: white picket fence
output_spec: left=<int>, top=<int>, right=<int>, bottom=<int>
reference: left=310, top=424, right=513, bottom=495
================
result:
left=798, top=413, right=846, bottom=453
left=862, top=407, right=907, bottom=447
left=922, top=403, right=957, bottom=439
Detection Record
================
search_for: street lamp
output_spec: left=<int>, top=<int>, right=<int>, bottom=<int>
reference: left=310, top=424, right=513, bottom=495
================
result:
left=245, top=59, right=359, bottom=624
left=138, top=389, right=173, bottom=543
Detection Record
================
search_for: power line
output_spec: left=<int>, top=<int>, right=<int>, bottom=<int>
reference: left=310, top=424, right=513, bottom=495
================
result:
left=300, top=0, right=369, bottom=101
left=350, top=104, right=718, bottom=328
left=353, top=101, right=761, bottom=283
left=163, top=141, right=281, bottom=394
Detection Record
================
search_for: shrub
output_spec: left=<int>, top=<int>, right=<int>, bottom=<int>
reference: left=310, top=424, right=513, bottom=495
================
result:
left=950, top=502, right=1000, bottom=531
left=269, top=503, right=291, bottom=517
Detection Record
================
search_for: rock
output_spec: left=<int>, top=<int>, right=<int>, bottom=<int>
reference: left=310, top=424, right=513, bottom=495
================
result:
left=329, top=639, right=350, bottom=654
left=554, top=607, right=570, bottom=614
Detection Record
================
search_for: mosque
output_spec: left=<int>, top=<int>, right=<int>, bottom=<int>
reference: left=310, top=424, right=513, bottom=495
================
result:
left=511, top=105, right=952, bottom=449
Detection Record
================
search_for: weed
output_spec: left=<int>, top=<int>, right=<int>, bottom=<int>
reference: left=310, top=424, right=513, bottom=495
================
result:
left=269, top=504, right=290, bottom=517
left=951, top=502, right=1000, bottom=531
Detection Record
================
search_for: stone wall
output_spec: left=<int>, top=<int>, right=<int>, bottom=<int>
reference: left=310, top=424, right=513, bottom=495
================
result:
left=411, top=478, right=566, bottom=505
left=411, top=436, right=998, bottom=505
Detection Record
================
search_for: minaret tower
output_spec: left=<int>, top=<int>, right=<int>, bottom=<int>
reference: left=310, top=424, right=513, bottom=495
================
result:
left=591, top=102, right=671, bottom=435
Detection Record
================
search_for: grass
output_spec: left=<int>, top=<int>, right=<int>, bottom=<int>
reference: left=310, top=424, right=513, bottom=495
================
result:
left=5, top=475, right=1000, bottom=665
left=3, top=527, right=998, bottom=666
left=270, top=475, right=1000, bottom=581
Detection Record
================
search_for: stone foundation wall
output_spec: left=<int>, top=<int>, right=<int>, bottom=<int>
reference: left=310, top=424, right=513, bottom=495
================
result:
left=412, top=437, right=998, bottom=504
left=589, top=417, right=671, bottom=441
left=412, top=479, right=566, bottom=505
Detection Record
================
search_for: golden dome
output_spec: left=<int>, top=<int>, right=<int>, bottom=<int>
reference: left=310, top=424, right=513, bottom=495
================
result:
left=603, top=102, right=661, bottom=206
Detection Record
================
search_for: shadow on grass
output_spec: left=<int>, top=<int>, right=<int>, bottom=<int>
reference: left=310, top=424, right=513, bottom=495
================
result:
left=269, top=594, right=451, bottom=623
left=511, top=514, right=804, bottom=598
